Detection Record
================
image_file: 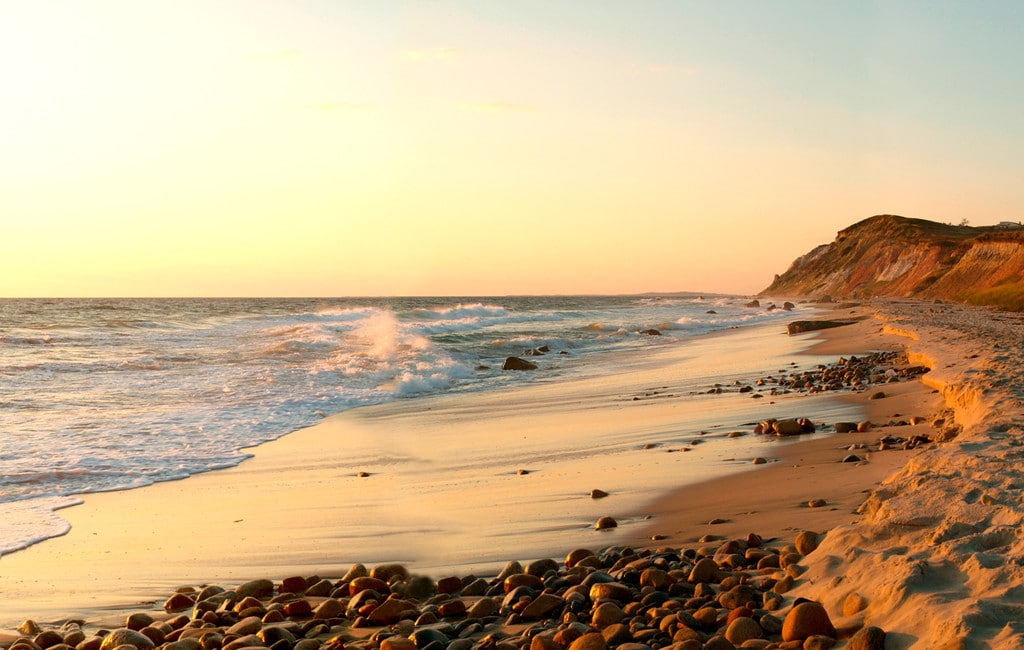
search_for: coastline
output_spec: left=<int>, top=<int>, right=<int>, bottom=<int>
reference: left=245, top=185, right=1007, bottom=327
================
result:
left=3, top=299, right=1020, bottom=647
left=0, top=313, right=864, bottom=627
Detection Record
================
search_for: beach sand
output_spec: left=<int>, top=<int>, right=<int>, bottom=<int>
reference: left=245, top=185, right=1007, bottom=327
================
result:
left=2, top=300, right=1021, bottom=648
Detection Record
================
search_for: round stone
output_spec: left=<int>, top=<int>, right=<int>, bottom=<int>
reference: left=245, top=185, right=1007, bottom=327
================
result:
left=595, top=516, right=618, bottom=530
left=724, top=617, right=763, bottom=644
left=795, top=530, right=820, bottom=555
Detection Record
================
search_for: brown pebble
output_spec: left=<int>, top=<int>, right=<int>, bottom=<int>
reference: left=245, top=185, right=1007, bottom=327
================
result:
left=595, top=516, right=618, bottom=530
left=807, top=499, right=827, bottom=508
left=590, top=489, right=609, bottom=499
left=843, top=592, right=869, bottom=616
left=795, top=530, right=820, bottom=555
left=567, top=632, right=608, bottom=650
left=848, top=625, right=887, bottom=649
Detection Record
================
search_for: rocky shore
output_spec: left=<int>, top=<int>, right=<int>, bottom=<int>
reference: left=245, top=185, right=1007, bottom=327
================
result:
left=2, top=530, right=885, bottom=650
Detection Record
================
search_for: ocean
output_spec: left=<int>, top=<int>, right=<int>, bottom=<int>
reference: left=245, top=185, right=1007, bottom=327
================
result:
left=0, top=295, right=800, bottom=559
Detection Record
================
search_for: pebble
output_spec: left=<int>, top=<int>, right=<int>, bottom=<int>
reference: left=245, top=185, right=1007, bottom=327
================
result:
left=7, top=529, right=894, bottom=650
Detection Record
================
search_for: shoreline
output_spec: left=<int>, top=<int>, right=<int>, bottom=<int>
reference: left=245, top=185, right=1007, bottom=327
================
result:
left=0, top=312, right=866, bottom=627
left=4, top=300, right=1020, bottom=647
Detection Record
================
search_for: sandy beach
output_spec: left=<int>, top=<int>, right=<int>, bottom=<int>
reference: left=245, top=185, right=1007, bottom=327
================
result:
left=2, top=300, right=1022, bottom=649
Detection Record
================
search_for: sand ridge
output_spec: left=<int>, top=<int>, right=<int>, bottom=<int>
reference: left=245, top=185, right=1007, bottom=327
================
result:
left=787, top=302, right=1024, bottom=648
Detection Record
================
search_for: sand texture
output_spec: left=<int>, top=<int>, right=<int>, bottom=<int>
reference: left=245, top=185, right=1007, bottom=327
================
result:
left=783, top=302, right=1024, bottom=648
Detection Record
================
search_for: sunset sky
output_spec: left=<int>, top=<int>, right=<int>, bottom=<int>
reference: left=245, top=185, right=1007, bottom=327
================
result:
left=2, top=1, right=1022, bottom=297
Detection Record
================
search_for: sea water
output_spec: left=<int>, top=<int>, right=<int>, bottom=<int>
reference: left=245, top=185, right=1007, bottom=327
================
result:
left=0, top=295, right=797, bottom=557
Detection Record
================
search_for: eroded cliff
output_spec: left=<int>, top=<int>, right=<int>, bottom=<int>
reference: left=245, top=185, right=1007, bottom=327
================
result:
left=762, top=215, right=1024, bottom=310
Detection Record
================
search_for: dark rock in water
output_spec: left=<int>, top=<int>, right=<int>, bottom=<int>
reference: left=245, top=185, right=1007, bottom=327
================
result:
left=745, top=300, right=761, bottom=308
left=787, top=320, right=853, bottom=335
left=503, top=356, right=538, bottom=371
left=637, top=329, right=662, bottom=336
left=783, top=302, right=796, bottom=310
left=706, top=310, right=717, bottom=314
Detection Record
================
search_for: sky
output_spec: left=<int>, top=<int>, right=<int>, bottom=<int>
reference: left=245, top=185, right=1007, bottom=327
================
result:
left=1, top=1, right=1022, bottom=297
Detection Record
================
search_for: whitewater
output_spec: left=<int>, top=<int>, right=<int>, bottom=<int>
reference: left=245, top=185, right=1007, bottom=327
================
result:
left=0, top=295, right=796, bottom=557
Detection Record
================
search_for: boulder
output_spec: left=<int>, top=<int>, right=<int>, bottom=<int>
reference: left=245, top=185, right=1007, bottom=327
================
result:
left=782, top=601, right=836, bottom=641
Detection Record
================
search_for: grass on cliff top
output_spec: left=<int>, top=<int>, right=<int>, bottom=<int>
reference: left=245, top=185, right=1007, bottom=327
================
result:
left=961, top=283, right=1024, bottom=312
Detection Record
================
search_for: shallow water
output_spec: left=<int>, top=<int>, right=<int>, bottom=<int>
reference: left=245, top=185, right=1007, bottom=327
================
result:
left=0, top=295, right=798, bottom=556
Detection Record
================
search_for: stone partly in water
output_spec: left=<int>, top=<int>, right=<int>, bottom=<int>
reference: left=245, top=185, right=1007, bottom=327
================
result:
left=594, top=516, right=618, bottom=530
left=786, top=320, right=853, bottom=335
left=502, top=356, right=538, bottom=371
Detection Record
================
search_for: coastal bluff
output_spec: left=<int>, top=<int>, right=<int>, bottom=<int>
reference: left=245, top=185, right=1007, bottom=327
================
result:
left=761, top=214, right=1024, bottom=311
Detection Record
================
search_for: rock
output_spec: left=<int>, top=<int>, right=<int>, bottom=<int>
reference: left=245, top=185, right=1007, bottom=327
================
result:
left=381, top=638, right=417, bottom=650
left=688, top=558, right=719, bottom=583
left=807, top=499, right=827, bottom=508
left=226, top=616, right=263, bottom=637
left=782, top=601, right=836, bottom=641
left=795, top=531, right=820, bottom=555
left=366, top=597, right=418, bottom=625
left=350, top=576, right=390, bottom=596
left=588, top=582, right=633, bottom=603
left=504, top=573, right=543, bottom=592
left=841, top=454, right=862, bottom=463
left=834, top=422, right=858, bottom=433
left=565, top=548, right=596, bottom=567
left=591, top=602, right=624, bottom=627
left=502, top=357, right=538, bottom=371
left=235, top=579, right=275, bottom=599
left=857, top=421, right=874, bottom=432
left=724, top=617, right=763, bottom=644
left=566, top=632, right=607, bottom=650
left=752, top=456, right=767, bottom=465
left=280, top=576, right=308, bottom=594
left=521, top=593, right=565, bottom=620
left=745, top=300, right=761, bottom=308
left=590, top=489, right=609, bottom=499
left=370, top=563, right=409, bottom=582
left=843, top=592, right=868, bottom=616
left=595, top=516, right=618, bottom=530
left=164, top=593, right=195, bottom=613
left=868, top=391, right=886, bottom=400
left=804, top=635, right=838, bottom=650
left=313, top=598, right=345, bottom=619
left=637, top=329, right=662, bottom=336
left=774, top=419, right=804, bottom=436
left=599, top=624, right=632, bottom=646
left=467, top=597, right=499, bottom=618
left=99, top=630, right=156, bottom=650
left=786, top=320, right=852, bottom=335
left=848, top=626, right=886, bottom=650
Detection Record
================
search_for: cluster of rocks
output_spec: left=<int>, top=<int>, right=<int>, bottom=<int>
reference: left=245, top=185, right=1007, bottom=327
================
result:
left=4, top=533, right=887, bottom=650
left=742, top=301, right=795, bottom=312
left=706, top=351, right=929, bottom=398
